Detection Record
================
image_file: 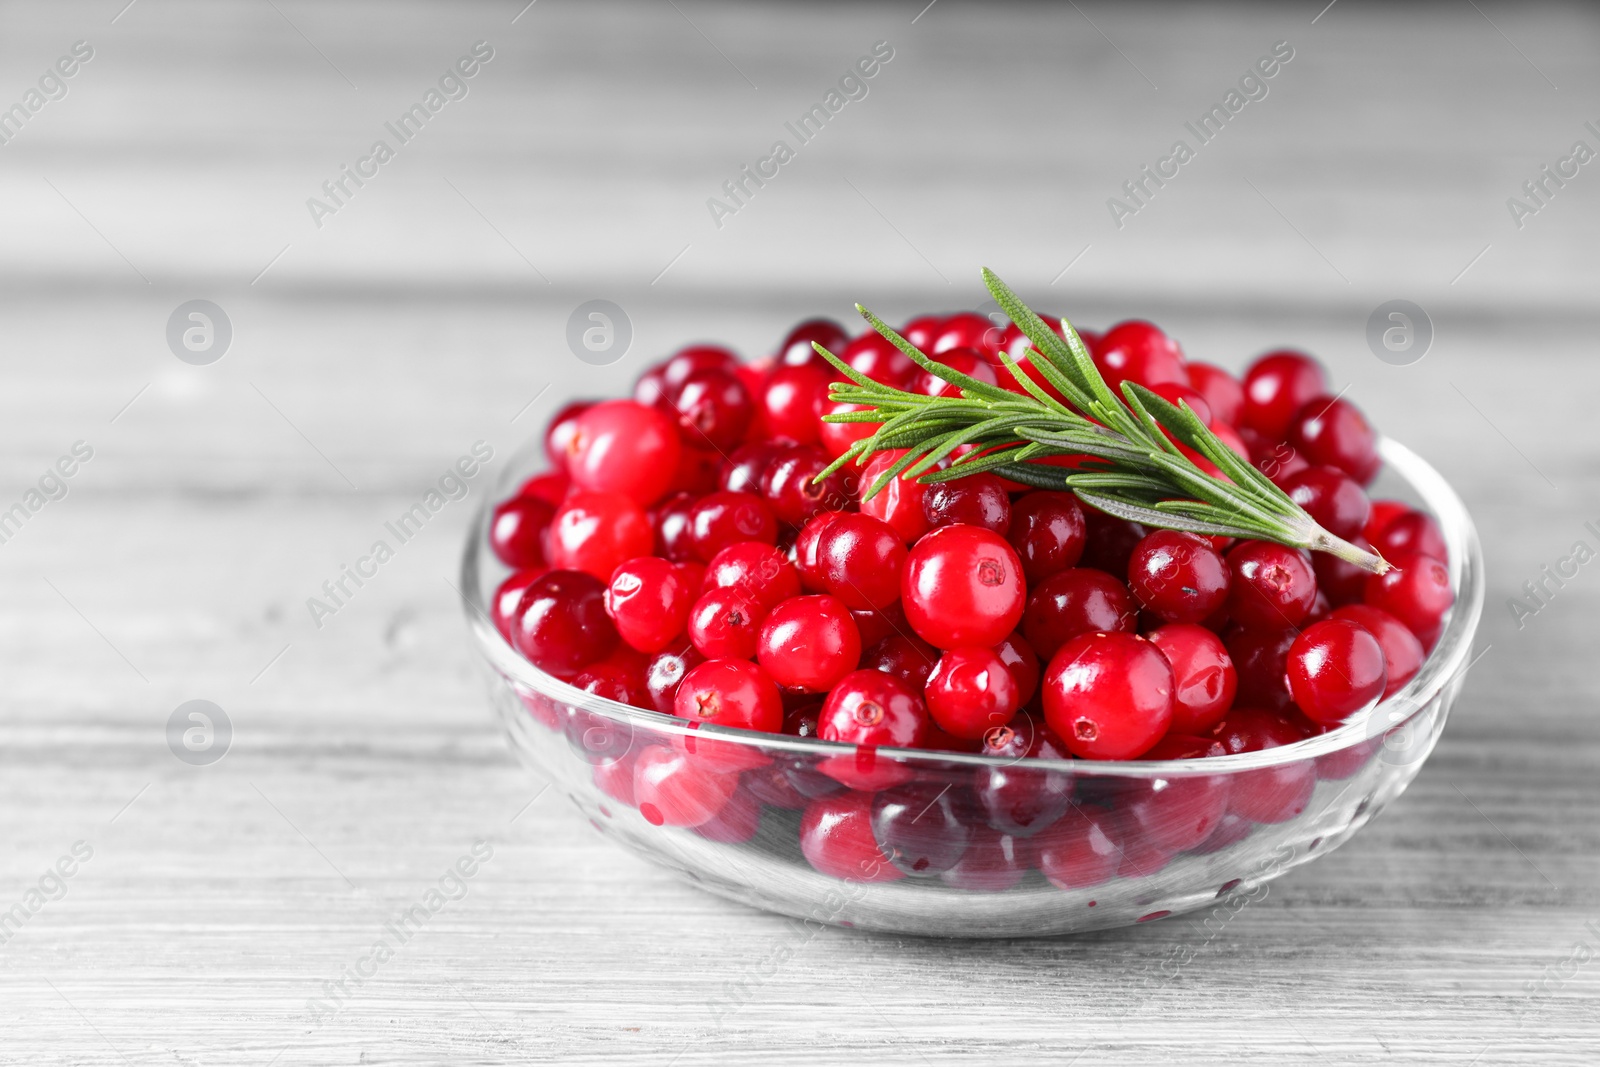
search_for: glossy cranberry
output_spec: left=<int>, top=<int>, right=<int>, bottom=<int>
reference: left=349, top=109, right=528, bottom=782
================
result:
left=1127, top=530, right=1230, bottom=625
left=900, top=314, right=944, bottom=350
left=1148, top=382, right=1213, bottom=427
left=1043, top=632, right=1173, bottom=760
left=915, top=346, right=999, bottom=398
left=633, top=746, right=739, bottom=827
left=858, top=450, right=932, bottom=543
left=1093, top=320, right=1189, bottom=389
left=1187, top=362, right=1244, bottom=427
left=818, top=669, right=929, bottom=749
left=1287, top=619, right=1386, bottom=725
left=973, top=715, right=1073, bottom=838
left=1035, top=807, right=1123, bottom=890
left=1211, top=706, right=1313, bottom=754
left=849, top=601, right=906, bottom=648
left=674, top=658, right=783, bottom=733
left=645, top=645, right=703, bottom=714
left=1333, top=604, right=1425, bottom=697
left=1241, top=350, right=1327, bottom=441
left=605, top=557, right=695, bottom=653
left=994, top=631, right=1041, bottom=707
left=591, top=747, right=638, bottom=807
left=1143, top=733, right=1228, bottom=759
left=686, top=587, right=766, bottom=660
left=544, top=400, right=592, bottom=471
left=720, top=442, right=782, bottom=494
left=777, top=317, right=849, bottom=367
left=1006, top=491, right=1086, bottom=583
left=687, top=491, right=779, bottom=562
left=901, top=525, right=1027, bottom=650
left=493, top=568, right=549, bottom=643
left=800, top=791, right=904, bottom=882
left=652, top=492, right=698, bottom=561
left=1372, top=510, right=1447, bottom=563
left=669, top=370, right=752, bottom=453
left=1222, top=625, right=1298, bottom=712
left=1289, top=395, right=1380, bottom=485
left=794, top=511, right=847, bottom=592
left=871, top=783, right=974, bottom=876
left=861, top=633, right=940, bottom=690
left=760, top=364, right=833, bottom=445
left=1147, top=623, right=1237, bottom=734
left=841, top=330, right=916, bottom=388
left=816, top=512, right=907, bottom=610
left=941, top=826, right=1030, bottom=892
left=511, top=570, right=617, bottom=676
left=924, top=646, right=1021, bottom=740
left=659, top=344, right=741, bottom=395
left=1210, top=708, right=1318, bottom=824
left=568, top=660, right=652, bottom=710
left=667, top=447, right=721, bottom=496
left=817, top=399, right=880, bottom=460
left=1021, top=567, right=1138, bottom=661
left=1079, top=509, right=1146, bottom=575
left=1226, top=540, right=1318, bottom=629
left=1126, top=767, right=1231, bottom=852
left=1364, top=498, right=1408, bottom=542
left=922, top=473, right=1011, bottom=533
left=1364, top=551, right=1453, bottom=635
left=760, top=445, right=857, bottom=527
left=703, top=541, right=801, bottom=612
left=1313, top=536, right=1375, bottom=607
left=756, top=595, right=862, bottom=692
left=517, top=470, right=569, bottom=507
left=928, top=312, right=994, bottom=354
left=1251, top=437, right=1309, bottom=488
left=566, top=399, right=681, bottom=506
left=691, top=787, right=762, bottom=844
left=1283, top=465, right=1370, bottom=542
left=548, top=491, right=654, bottom=580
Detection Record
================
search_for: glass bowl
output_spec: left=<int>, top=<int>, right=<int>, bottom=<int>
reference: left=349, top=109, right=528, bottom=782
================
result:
left=460, top=437, right=1482, bottom=937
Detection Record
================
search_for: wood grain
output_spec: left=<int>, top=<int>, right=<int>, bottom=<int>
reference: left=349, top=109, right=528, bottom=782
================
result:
left=0, top=1, right=1597, bottom=1063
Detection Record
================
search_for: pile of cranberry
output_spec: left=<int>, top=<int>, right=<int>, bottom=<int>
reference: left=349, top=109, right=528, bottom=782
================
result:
left=486, top=311, right=1454, bottom=883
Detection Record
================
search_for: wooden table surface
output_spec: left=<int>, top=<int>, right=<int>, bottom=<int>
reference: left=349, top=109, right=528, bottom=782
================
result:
left=1, top=1, right=1596, bottom=1063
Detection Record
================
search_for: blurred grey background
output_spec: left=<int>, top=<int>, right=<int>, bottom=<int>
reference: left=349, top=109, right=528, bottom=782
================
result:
left=0, top=1, right=1595, bottom=1064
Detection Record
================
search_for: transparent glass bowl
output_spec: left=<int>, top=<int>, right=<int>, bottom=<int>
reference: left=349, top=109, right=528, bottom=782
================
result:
left=461, top=437, right=1482, bottom=937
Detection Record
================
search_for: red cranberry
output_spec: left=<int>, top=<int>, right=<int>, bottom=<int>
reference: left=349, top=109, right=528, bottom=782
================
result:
left=817, top=512, right=907, bottom=610
left=1210, top=708, right=1317, bottom=824
left=760, top=364, right=833, bottom=445
left=1080, top=508, right=1146, bottom=575
left=757, top=595, right=862, bottom=692
left=1006, top=491, right=1087, bottom=583
left=1094, top=320, right=1188, bottom=389
left=849, top=601, right=906, bottom=648
left=1187, top=362, right=1244, bottom=427
left=1313, top=536, right=1376, bottom=607
left=818, top=669, right=929, bottom=749
left=691, top=787, right=762, bottom=844
left=930, top=312, right=996, bottom=354
left=569, top=661, right=651, bottom=710
left=941, top=826, right=1030, bottom=892
left=1372, top=510, right=1447, bottom=563
left=645, top=645, right=703, bottom=714
left=655, top=345, right=741, bottom=397
left=544, top=400, right=591, bottom=471
left=858, top=450, right=932, bottom=543
left=871, top=783, right=974, bottom=876
left=818, top=399, right=880, bottom=460
left=721, top=442, right=783, bottom=494
left=1021, top=567, right=1137, bottom=661
left=675, top=658, right=783, bottom=733
left=760, top=445, right=857, bottom=527
left=633, top=746, right=739, bottom=827
left=670, top=370, right=753, bottom=452
left=994, top=631, right=1041, bottom=706
left=900, top=314, right=944, bottom=350
left=492, top=568, right=548, bottom=642
left=778, top=318, right=849, bottom=367
left=861, top=633, right=940, bottom=690
left=1226, top=540, right=1318, bottom=629
left=605, top=557, right=696, bottom=653
left=517, top=471, right=569, bottom=507
left=687, top=491, right=779, bottom=562
left=1143, top=733, right=1227, bottom=759
left=903, top=525, right=1027, bottom=650
left=915, top=346, right=998, bottom=397
left=800, top=791, right=904, bottom=882
left=686, top=587, right=766, bottom=660
left=1288, top=619, right=1386, bottom=725
left=566, top=399, right=681, bottom=506
left=1364, top=551, right=1453, bottom=635
left=1035, top=807, right=1123, bottom=890
left=511, top=570, right=617, bottom=676
left=973, top=715, right=1073, bottom=838
left=548, top=491, right=654, bottom=580
left=1251, top=438, right=1309, bottom=488
left=1283, top=465, right=1371, bottom=541
left=703, top=541, right=800, bottom=611
left=1147, top=623, right=1237, bottom=734
left=1241, top=350, right=1326, bottom=441
left=591, top=747, right=638, bottom=807
left=1127, top=530, right=1230, bottom=625
left=841, top=331, right=916, bottom=387
left=923, top=473, right=1011, bottom=533
left=1126, top=767, right=1231, bottom=853
left=1148, top=382, right=1213, bottom=426
left=1222, top=625, right=1298, bottom=712
left=1289, top=395, right=1380, bottom=485
left=653, top=492, right=698, bottom=561
left=1333, top=604, right=1425, bottom=697
left=925, top=646, right=1021, bottom=740
left=667, top=447, right=721, bottom=496
left=1365, top=499, right=1410, bottom=544
left=1043, top=632, right=1173, bottom=760
left=794, top=511, right=847, bottom=592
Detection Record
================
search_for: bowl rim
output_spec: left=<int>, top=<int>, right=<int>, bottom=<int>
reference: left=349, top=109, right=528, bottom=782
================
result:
left=460, top=435, right=1483, bottom=779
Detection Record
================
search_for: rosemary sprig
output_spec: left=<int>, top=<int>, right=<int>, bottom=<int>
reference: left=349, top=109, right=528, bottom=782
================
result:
left=813, top=268, right=1391, bottom=575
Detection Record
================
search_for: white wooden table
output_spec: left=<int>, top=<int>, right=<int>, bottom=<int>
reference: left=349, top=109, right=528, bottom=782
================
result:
left=0, top=2, right=1596, bottom=1063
